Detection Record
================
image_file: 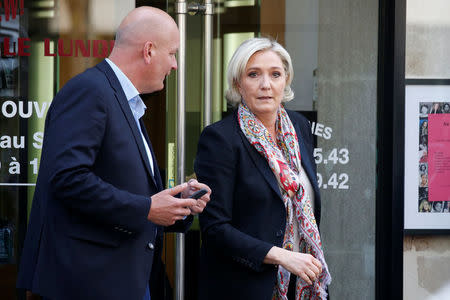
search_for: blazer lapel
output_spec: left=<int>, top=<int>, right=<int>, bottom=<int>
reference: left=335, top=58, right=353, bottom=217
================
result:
left=234, top=110, right=319, bottom=203
left=290, top=114, right=322, bottom=224
left=97, top=61, right=157, bottom=188
left=290, top=116, right=319, bottom=195
left=234, top=113, right=283, bottom=200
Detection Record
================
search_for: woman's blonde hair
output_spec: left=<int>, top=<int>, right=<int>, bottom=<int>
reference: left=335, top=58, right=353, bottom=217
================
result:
left=225, top=37, right=294, bottom=106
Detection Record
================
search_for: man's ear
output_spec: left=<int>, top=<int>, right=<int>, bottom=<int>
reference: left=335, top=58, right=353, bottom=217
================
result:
left=143, top=41, right=154, bottom=63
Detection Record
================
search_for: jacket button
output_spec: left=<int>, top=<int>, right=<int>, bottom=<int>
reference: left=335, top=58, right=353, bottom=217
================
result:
left=147, top=242, right=155, bottom=250
left=276, top=230, right=284, bottom=237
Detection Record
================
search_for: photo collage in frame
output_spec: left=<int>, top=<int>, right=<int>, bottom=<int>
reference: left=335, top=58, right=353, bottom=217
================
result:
left=418, top=102, right=450, bottom=214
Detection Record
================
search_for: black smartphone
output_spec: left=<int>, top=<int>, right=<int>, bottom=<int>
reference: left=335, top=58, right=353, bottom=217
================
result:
left=189, top=188, right=207, bottom=200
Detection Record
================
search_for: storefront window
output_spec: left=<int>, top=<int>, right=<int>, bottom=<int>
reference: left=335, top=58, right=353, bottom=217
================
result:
left=2, top=0, right=379, bottom=298
left=0, top=1, right=133, bottom=298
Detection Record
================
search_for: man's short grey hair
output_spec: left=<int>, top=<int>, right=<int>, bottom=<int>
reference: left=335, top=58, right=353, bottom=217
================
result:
left=225, top=37, right=294, bottom=106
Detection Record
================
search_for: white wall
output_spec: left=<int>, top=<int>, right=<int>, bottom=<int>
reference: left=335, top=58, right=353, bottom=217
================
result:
left=404, top=1, right=450, bottom=299
left=404, top=236, right=450, bottom=299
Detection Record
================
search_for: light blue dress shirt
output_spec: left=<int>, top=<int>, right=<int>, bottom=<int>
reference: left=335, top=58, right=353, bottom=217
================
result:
left=105, top=58, right=154, bottom=176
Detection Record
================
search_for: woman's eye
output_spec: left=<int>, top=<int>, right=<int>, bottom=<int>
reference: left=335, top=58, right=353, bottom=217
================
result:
left=248, top=72, right=258, bottom=77
left=272, top=72, right=281, bottom=78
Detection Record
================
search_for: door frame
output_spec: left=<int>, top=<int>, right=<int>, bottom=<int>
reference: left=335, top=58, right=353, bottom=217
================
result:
left=376, top=0, right=405, bottom=298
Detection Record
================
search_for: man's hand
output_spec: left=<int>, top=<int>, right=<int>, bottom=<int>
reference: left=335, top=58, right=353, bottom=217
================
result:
left=148, top=183, right=197, bottom=226
left=181, top=179, right=211, bottom=215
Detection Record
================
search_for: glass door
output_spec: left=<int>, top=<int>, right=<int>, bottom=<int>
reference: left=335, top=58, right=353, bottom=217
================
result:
left=149, top=1, right=262, bottom=299
left=138, top=0, right=380, bottom=299
left=158, top=0, right=379, bottom=299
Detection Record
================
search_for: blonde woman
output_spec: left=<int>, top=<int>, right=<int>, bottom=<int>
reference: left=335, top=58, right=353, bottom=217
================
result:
left=195, top=38, right=331, bottom=299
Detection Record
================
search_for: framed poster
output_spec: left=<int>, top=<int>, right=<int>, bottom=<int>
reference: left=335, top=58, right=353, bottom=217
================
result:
left=404, top=79, right=450, bottom=233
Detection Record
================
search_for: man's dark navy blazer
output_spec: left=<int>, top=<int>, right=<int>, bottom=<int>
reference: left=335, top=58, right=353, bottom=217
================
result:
left=17, top=60, right=188, bottom=300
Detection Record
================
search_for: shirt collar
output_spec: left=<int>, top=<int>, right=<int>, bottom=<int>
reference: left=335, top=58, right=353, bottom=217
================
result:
left=105, top=58, right=147, bottom=119
left=129, top=95, right=146, bottom=120
left=105, top=58, right=140, bottom=101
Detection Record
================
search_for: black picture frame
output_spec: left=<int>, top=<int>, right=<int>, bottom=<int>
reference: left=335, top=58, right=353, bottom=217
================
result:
left=404, top=78, right=450, bottom=234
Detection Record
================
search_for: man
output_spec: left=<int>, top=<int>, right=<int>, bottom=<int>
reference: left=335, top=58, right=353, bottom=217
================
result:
left=17, top=6, right=211, bottom=300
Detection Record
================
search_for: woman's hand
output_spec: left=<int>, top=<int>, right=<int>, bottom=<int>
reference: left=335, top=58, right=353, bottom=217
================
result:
left=280, top=250, right=322, bottom=285
left=264, top=247, right=322, bottom=285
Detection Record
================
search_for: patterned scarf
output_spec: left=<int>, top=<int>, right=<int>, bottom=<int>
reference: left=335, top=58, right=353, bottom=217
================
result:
left=238, top=103, right=331, bottom=299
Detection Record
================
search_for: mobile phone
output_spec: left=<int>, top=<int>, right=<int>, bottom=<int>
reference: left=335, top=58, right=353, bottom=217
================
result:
left=189, top=188, right=207, bottom=200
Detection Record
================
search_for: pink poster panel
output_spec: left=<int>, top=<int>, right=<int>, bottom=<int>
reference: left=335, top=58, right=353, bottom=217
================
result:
left=428, top=114, right=450, bottom=202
